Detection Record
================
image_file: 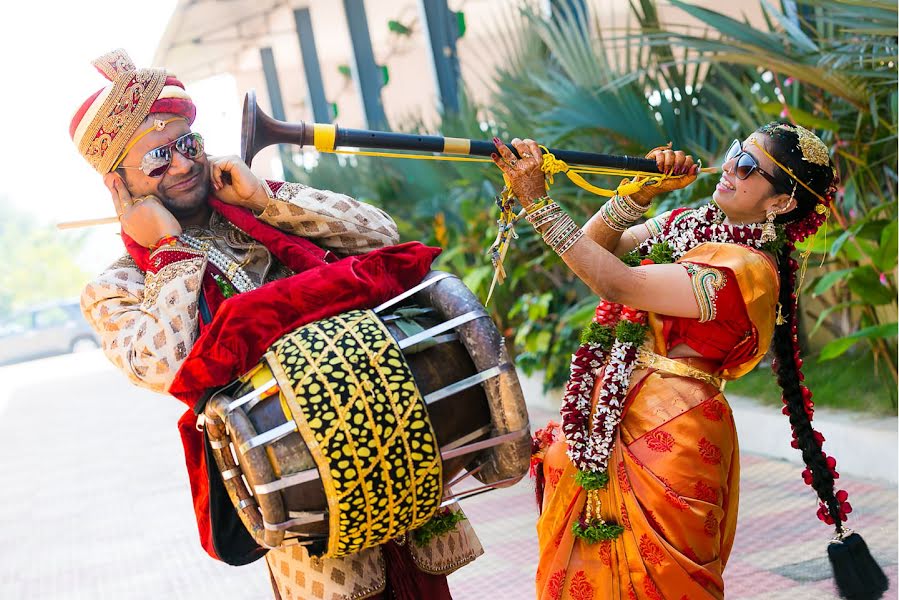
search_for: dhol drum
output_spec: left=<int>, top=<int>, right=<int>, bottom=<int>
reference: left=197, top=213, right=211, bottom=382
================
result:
left=202, top=271, right=530, bottom=558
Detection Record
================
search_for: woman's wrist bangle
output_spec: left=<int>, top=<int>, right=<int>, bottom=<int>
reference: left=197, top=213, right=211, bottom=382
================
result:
left=598, top=194, right=647, bottom=231
left=555, top=227, right=584, bottom=255
left=524, top=196, right=553, bottom=214
left=529, top=205, right=564, bottom=229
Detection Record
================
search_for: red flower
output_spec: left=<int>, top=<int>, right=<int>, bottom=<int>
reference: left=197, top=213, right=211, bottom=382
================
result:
left=547, top=569, right=567, bottom=600
left=643, top=576, right=664, bottom=600
left=704, top=510, right=719, bottom=537
left=645, top=430, right=675, bottom=452
left=598, top=540, right=612, bottom=566
left=665, top=488, right=690, bottom=511
left=693, top=480, right=718, bottom=504
left=627, top=584, right=638, bottom=600
left=617, top=461, right=631, bottom=493
left=698, top=438, right=722, bottom=465
left=639, top=534, right=665, bottom=565
left=593, top=300, right=621, bottom=326
left=569, top=570, right=594, bottom=600
left=620, top=503, right=632, bottom=530
left=553, top=527, right=565, bottom=548
left=646, top=509, right=666, bottom=535
left=546, top=466, right=564, bottom=488
left=620, top=306, right=648, bottom=325
left=701, top=399, right=725, bottom=421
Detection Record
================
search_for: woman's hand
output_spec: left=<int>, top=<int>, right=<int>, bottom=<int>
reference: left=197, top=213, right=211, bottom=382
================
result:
left=208, top=155, right=269, bottom=211
left=630, top=145, right=699, bottom=205
left=490, top=137, right=546, bottom=208
left=104, top=173, right=181, bottom=248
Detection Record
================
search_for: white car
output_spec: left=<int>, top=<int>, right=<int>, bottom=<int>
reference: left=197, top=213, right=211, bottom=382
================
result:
left=0, top=300, right=100, bottom=365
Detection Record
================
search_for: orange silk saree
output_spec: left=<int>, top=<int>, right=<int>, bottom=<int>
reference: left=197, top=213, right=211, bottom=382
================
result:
left=535, top=243, right=778, bottom=600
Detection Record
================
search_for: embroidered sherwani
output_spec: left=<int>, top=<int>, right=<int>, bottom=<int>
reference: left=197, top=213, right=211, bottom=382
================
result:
left=81, top=180, right=482, bottom=599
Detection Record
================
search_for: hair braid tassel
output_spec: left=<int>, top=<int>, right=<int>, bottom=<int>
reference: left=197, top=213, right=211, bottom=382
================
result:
left=772, top=244, right=888, bottom=599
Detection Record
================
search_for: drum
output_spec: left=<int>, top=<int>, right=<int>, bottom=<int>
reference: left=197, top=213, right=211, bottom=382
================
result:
left=202, top=271, right=529, bottom=557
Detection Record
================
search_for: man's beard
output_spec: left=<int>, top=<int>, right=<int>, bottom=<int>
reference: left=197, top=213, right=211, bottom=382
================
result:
left=157, top=162, right=210, bottom=219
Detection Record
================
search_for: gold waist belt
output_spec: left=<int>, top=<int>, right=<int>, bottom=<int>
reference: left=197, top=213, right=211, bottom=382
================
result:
left=635, top=349, right=725, bottom=392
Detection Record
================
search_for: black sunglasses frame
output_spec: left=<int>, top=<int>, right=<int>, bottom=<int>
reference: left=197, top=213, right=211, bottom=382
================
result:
left=725, top=139, right=786, bottom=192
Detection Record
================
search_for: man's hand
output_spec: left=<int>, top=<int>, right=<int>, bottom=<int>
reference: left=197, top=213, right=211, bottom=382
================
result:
left=104, top=173, right=181, bottom=248
left=208, top=155, right=269, bottom=211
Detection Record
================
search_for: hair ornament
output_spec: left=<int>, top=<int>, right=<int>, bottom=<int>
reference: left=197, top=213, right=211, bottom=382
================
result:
left=773, top=124, right=830, bottom=166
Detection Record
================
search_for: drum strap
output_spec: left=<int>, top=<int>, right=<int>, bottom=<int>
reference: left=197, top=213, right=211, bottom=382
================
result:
left=440, top=427, right=530, bottom=461
left=226, top=378, right=278, bottom=413
left=423, top=363, right=511, bottom=405
left=239, top=421, right=298, bottom=454
left=373, top=271, right=453, bottom=314
left=398, top=311, right=485, bottom=349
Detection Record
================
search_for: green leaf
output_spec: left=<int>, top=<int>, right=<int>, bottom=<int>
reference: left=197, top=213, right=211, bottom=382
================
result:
left=876, top=219, right=898, bottom=272
left=848, top=266, right=895, bottom=305
left=811, top=268, right=854, bottom=296
left=819, top=322, right=898, bottom=361
left=756, top=102, right=839, bottom=132
left=808, top=301, right=863, bottom=338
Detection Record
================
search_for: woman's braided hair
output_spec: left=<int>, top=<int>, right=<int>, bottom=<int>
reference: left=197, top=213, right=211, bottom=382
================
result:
left=756, top=121, right=850, bottom=532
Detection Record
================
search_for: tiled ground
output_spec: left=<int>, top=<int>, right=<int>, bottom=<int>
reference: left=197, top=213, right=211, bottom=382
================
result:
left=1, top=353, right=895, bottom=599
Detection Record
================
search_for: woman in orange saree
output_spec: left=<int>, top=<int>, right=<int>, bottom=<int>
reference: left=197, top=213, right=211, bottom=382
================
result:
left=488, top=124, right=888, bottom=600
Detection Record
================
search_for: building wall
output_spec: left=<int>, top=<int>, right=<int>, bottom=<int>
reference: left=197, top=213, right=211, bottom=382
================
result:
left=157, top=0, right=769, bottom=178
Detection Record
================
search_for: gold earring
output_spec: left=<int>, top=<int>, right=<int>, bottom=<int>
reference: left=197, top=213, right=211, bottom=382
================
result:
left=775, top=303, right=786, bottom=325
left=761, top=210, right=777, bottom=243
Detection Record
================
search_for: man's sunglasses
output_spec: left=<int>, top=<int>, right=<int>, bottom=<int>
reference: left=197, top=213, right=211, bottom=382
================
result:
left=724, top=139, right=785, bottom=190
left=119, top=131, right=205, bottom=178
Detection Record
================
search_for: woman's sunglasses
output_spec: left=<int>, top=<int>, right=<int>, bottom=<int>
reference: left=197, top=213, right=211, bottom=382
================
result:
left=724, top=139, right=785, bottom=190
left=119, top=131, right=205, bottom=178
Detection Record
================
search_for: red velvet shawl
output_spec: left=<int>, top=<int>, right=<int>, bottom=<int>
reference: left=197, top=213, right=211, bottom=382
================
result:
left=122, top=195, right=440, bottom=560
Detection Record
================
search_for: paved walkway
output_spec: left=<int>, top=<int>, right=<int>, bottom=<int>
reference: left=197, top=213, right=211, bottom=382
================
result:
left=1, top=352, right=895, bottom=599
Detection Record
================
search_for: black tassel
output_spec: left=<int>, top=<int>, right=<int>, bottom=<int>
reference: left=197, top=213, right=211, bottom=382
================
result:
left=827, top=531, right=889, bottom=599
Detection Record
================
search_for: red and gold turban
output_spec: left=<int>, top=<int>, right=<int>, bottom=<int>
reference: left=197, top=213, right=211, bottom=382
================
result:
left=70, top=49, right=197, bottom=174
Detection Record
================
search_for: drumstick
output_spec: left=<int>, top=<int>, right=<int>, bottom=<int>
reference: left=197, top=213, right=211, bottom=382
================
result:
left=57, top=216, right=120, bottom=230
left=56, top=174, right=235, bottom=230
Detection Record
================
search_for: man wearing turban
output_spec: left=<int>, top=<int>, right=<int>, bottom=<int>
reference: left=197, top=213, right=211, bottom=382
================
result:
left=73, top=49, right=481, bottom=599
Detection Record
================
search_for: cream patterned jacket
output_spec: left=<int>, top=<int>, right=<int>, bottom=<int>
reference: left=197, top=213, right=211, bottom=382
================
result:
left=81, top=180, right=399, bottom=393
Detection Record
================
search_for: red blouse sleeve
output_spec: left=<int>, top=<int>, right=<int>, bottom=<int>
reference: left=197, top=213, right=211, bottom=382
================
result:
left=654, top=243, right=779, bottom=377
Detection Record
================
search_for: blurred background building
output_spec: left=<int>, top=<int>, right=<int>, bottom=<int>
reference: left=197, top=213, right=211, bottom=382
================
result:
left=152, top=0, right=767, bottom=178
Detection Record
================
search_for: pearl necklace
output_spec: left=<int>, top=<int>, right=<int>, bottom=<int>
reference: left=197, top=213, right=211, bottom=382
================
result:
left=179, top=233, right=257, bottom=294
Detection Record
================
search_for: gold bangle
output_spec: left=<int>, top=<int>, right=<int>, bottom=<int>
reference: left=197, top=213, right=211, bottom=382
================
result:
left=624, top=228, right=641, bottom=247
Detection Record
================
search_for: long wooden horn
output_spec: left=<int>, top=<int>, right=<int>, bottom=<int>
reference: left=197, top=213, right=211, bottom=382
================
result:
left=240, top=89, right=663, bottom=173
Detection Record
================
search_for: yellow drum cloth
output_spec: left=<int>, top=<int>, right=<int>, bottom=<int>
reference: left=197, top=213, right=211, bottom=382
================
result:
left=267, top=309, right=443, bottom=558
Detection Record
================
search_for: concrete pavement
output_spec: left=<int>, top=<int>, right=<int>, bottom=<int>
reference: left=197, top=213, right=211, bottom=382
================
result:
left=1, top=351, right=895, bottom=599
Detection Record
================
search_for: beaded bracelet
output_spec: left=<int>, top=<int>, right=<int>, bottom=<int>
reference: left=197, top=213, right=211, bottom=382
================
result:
left=598, top=194, right=648, bottom=231
left=543, top=215, right=579, bottom=248
left=530, top=205, right=565, bottom=230
left=555, top=226, right=584, bottom=255
left=541, top=214, right=584, bottom=255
